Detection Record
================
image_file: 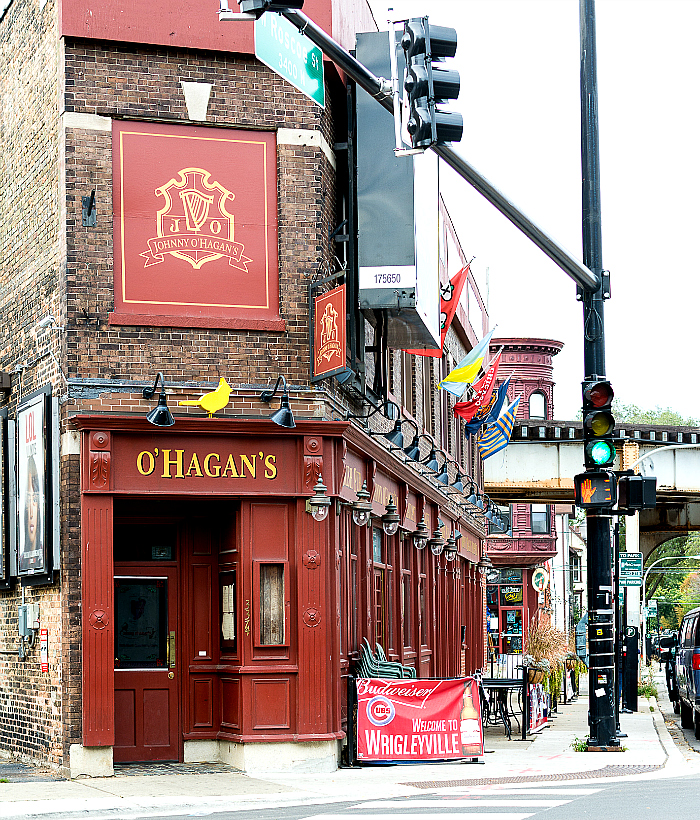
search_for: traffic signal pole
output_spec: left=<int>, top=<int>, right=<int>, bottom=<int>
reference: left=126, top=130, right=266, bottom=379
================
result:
left=277, top=7, right=599, bottom=295
left=580, top=0, right=618, bottom=749
left=266, top=0, right=613, bottom=746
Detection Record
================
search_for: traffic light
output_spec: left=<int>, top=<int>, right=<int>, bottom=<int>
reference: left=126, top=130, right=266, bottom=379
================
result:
left=237, top=0, right=303, bottom=19
left=401, top=18, right=463, bottom=149
left=574, top=471, right=617, bottom=509
left=582, top=379, right=616, bottom=469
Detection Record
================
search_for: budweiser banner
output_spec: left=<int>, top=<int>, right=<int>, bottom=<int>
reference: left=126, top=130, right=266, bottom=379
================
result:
left=356, top=677, right=483, bottom=762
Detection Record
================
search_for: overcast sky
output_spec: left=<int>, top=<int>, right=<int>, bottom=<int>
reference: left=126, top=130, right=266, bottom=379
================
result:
left=366, top=0, right=700, bottom=422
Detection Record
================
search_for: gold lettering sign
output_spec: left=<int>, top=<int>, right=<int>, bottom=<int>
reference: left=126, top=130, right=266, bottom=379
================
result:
left=135, top=448, right=277, bottom=480
left=342, top=465, right=363, bottom=493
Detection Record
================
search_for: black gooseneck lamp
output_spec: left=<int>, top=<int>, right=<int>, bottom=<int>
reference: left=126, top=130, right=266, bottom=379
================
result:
left=260, top=375, right=296, bottom=428
left=143, top=372, right=175, bottom=427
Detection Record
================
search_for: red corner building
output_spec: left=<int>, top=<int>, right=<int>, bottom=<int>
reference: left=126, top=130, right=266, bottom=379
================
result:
left=0, top=0, right=493, bottom=776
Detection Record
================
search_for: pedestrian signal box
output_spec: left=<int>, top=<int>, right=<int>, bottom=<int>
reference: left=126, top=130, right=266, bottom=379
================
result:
left=574, top=471, right=617, bottom=509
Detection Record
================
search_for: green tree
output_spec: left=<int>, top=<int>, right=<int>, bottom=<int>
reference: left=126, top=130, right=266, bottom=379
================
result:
left=613, top=400, right=700, bottom=427
left=645, top=535, right=700, bottom=629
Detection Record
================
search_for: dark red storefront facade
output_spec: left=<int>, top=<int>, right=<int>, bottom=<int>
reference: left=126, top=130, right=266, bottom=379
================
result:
left=76, top=416, right=486, bottom=772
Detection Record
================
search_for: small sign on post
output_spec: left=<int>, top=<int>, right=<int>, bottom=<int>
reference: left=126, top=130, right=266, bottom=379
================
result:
left=255, top=13, right=325, bottom=107
left=619, top=552, right=643, bottom=587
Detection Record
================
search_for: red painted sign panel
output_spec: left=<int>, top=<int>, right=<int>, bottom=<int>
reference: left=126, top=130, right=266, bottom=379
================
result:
left=111, top=121, right=280, bottom=330
left=60, top=0, right=333, bottom=57
left=313, top=285, right=346, bottom=379
left=356, top=677, right=483, bottom=761
left=97, top=434, right=298, bottom=495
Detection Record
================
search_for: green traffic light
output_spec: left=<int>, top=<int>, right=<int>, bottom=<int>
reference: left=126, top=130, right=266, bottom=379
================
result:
left=587, top=440, right=615, bottom=466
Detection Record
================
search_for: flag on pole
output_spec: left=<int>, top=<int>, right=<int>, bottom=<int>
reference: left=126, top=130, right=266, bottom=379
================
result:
left=439, top=327, right=496, bottom=397
left=463, top=377, right=511, bottom=437
left=404, top=264, right=471, bottom=357
left=477, top=395, right=521, bottom=460
left=453, top=350, right=502, bottom=422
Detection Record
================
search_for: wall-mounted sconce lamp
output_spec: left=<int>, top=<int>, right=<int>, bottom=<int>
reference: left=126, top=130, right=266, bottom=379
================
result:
left=380, top=416, right=418, bottom=451
left=403, top=432, right=421, bottom=461
left=143, top=372, right=175, bottom=427
left=429, top=524, right=445, bottom=556
left=382, top=496, right=400, bottom=536
left=352, top=480, right=373, bottom=527
left=465, top=480, right=479, bottom=506
left=260, top=375, right=296, bottom=428
left=435, top=459, right=450, bottom=486
left=413, top=515, right=429, bottom=550
left=306, top=475, right=331, bottom=522
left=443, top=535, right=458, bottom=562
left=422, top=441, right=442, bottom=473
left=477, top=553, right=494, bottom=575
left=450, top=467, right=466, bottom=494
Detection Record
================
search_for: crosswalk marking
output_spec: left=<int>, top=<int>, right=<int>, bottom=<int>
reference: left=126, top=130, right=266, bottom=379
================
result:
left=430, top=787, right=603, bottom=796
left=356, top=799, right=570, bottom=808
left=302, top=815, right=535, bottom=820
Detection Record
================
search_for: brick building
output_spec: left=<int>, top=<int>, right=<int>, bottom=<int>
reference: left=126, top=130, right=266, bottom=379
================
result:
left=0, top=0, right=492, bottom=776
left=483, top=339, right=563, bottom=661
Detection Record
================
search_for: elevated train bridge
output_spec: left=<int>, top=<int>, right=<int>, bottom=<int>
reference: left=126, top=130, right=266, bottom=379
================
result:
left=484, top=420, right=700, bottom=560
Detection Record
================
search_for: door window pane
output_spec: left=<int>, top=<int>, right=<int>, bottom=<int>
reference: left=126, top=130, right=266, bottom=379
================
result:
left=220, top=569, right=237, bottom=653
left=115, top=578, right=168, bottom=668
left=372, top=528, right=383, bottom=564
left=260, top=564, right=285, bottom=645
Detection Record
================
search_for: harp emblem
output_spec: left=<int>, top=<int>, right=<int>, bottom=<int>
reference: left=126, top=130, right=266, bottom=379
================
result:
left=140, top=167, right=251, bottom=271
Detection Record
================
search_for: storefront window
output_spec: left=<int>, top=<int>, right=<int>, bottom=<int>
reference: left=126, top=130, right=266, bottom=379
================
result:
left=485, top=568, right=524, bottom=656
left=259, top=563, right=284, bottom=645
left=531, top=504, right=549, bottom=534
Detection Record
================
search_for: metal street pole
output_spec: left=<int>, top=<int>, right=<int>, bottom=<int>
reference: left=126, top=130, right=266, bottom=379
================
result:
left=277, top=8, right=600, bottom=294
left=579, top=0, right=617, bottom=749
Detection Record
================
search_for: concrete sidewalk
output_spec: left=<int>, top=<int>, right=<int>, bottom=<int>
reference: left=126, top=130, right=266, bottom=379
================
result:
left=0, top=675, right=697, bottom=818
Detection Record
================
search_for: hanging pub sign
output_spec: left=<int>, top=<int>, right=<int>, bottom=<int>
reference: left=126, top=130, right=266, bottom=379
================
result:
left=16, top=387, right=54, bottom=585
left=311, top=284, right=346, bottom=381
left=111, top=121, right=281, bottom=331
left=356, top=677, right=483, bottom=762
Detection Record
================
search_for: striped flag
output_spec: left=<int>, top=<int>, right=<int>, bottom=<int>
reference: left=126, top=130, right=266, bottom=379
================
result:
left=477, top=395, right=521, bottom=460
left=464, top=377, right=511, bottom=437
left=453, top=350, right=502, bottom=421
left=439, top=328, right=496, bottom=397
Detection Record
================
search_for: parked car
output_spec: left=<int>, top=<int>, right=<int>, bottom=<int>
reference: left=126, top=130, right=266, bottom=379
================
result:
left=675, top=608, right=700, bottom=737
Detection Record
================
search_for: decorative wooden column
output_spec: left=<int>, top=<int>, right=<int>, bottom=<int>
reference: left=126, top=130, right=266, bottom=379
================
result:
left=81, top=431, right=115, bottom=746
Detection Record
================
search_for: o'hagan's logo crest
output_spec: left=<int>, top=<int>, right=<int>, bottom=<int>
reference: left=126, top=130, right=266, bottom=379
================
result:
left=140, top=168, right=252, bottom=272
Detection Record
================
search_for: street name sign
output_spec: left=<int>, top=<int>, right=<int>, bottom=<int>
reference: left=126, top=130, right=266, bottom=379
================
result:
left=255, top=13, right=325, bottom=108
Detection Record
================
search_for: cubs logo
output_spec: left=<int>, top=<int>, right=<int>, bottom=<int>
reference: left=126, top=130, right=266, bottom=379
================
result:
left=140, top=167, right=252, bottom=272
left=366, top=695, right=395, bottom=727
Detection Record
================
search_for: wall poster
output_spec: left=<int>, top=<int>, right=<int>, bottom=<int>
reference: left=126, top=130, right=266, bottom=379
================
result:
left=0, top=410, right=10, bottom=589
left=17, top=387, right=53, bottom=584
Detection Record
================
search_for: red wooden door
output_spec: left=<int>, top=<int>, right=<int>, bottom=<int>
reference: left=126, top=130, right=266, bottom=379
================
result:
left=114, top=568, right=180, bottom=762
